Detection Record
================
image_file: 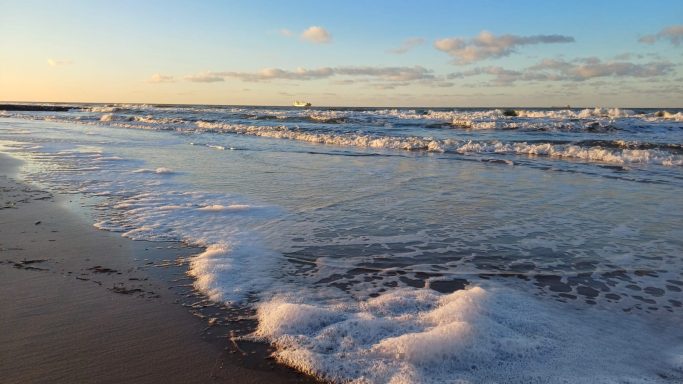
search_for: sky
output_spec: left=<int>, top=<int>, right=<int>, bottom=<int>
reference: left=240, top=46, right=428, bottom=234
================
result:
left=1, top=0, right=682, bottom=107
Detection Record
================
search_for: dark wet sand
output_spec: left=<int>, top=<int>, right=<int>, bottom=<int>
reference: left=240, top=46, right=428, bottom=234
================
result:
left=0, top=154, right=314, bottom=384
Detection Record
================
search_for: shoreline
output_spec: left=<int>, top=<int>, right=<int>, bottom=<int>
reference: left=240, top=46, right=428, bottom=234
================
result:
left=0, top=153, right=315, bottom=383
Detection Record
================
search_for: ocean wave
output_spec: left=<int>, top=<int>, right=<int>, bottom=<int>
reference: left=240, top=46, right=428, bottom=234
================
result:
left=84, top=105, right=683, bottom=131
left=200, top=107, right=681, bottom=132
left=449, top=140, right=683, bottom=166
left=11, top=111, right=683, bottom=166
left=99, top=113, right=116, bottom=122
left=2, top=107, right=682, bottom=167
left=375, top=107, right=683, bottom=132
left=192, top=121, right=683, bottom=166
left=86, top=104, right=154, bottom=113
left=132, top=167, right=175, bottom=174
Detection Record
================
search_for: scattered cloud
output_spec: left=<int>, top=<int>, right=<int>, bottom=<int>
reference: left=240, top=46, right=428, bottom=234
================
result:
left=301, top=26, right=332, bottom=44
left=47, top=58, right=72, bottom=67
left=176, top=51, right=673, bottom=92
left=332, top=79, right=356, bottom=85
left=370, top=82, right=411, bottom=90
left=639, top=25, right=683, bottom=46
left=334, top=66, right=435, bottom=82
left=180, top=65, right=446, bottom=89
left=612, top=53, right=645, bottom=61
left=389, top=37, right=425, bottom=54
left=217, top=67, right=335, bottom=82
left=147, top=73, right=175, bottom=83
left=448, top=66, right=535, bottom=85
left=449, top=57, right=675, bottom=86
left=278, top=28, right=293, bottom=37
left=434, top=31, right=574, bottom=64
left=184, top=72, right=225, bottom=83
left=638, top=35, right=657, bottom=45
left=530, top=57, right=674, bottom=81
left=203, top=66, right=436, bottom=83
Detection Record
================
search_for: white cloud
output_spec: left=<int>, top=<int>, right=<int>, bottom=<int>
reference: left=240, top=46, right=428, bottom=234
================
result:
left=370, top=82, right=411, bottom=90
left=332, top=79, right=356, bottom=85
left=217, top=67, right=335, bottom=82
left=531, top=57, right=674, bottom=81
left=449, top=66, right=531, bottom=85
left=301, top=26, right=332, bottom=44
left=47, top=58, right=73, bottom=67
left=278, top=28, right=293, bottom=37
left=334, top=66, right=435, bottom=82
left=639, top=25, right=683, bottom=46
left=389, top=37, right=425, bottom=54
left=184, top=72, right=225, bottom=83
left=434, top=31, right=574, bottom=64
left=147, top=73, right=175, bottom=83
left=449, top=57, right=674, bottom=86
left=612, top=53, right=644, bottom=61
left=181, top=65, right=446, bottom=89
left=210, top=66, right=435, bottom=83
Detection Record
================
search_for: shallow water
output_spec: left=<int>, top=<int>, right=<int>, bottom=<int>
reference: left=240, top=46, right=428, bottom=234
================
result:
left=1, top=104, right=682, bottom=383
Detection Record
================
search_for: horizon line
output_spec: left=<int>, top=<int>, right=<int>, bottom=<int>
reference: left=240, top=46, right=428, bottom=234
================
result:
left=2, top=100, right=682, bottom=110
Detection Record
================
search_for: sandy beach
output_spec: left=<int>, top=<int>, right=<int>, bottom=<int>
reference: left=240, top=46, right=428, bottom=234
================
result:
left=0, top=153, right=314, bottom=384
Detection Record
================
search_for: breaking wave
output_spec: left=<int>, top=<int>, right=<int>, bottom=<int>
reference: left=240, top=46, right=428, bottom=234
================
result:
left=192, top=121, right=683, bottom=166
left=2, top=105, right=682, bottom=167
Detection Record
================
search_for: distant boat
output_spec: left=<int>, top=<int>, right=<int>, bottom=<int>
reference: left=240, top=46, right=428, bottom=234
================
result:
left=293, top=101, right=312, bottom=107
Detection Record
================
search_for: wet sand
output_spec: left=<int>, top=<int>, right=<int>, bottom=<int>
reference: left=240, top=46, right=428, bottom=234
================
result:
left=0, top=154, right=314, bottom=384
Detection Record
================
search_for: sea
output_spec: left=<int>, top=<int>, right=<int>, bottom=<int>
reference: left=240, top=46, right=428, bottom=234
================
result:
left=1, top=104, right=682, bottom=383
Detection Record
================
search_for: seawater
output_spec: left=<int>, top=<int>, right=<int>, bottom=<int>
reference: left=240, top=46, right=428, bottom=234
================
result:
left=1, top=104, right=682, bottom=383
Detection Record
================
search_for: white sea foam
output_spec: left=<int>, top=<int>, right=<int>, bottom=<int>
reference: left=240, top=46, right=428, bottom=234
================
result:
left=654, top=111, right=683, bottom=121
left=197, top=204, right=252, bottom=212
left=189, top=242, right=278, bottom=303
left=90, top=106, right=120, bottom=113
left=94, top=191, right=282, bottom=303
left=450, top=140, right=683, bottom=166
left=580, top=107, right=635, bottom=118
left=0, top=138, right=283, bottom=304
left=447, top=108, right=638, bottom=131
left=87, top=104, right=152, bottom=113
left=192, top=121, right=683, bottom=166
left=132, top=167, right=174, bottom=174
left=251, top=285, right=681, bottom=383
left=132, top=115, right=185, bottom=125
left=372, top=107, right=639, bottom=123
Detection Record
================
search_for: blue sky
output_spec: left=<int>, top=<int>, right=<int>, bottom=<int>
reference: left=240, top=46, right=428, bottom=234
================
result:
left=1, top=0, right=681, bottom=106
